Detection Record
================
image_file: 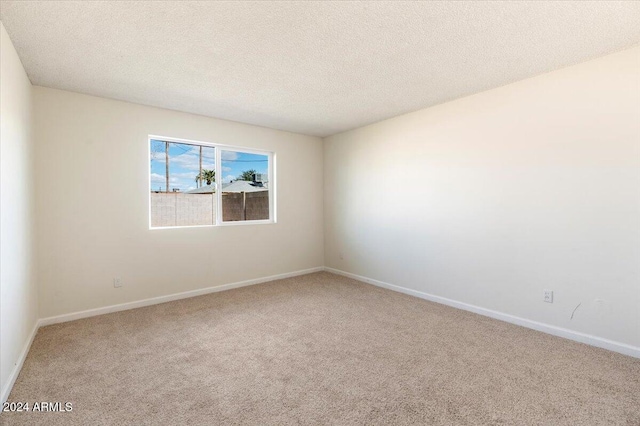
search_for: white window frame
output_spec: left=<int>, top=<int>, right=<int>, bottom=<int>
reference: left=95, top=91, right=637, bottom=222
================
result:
left=148, top=135, right=276, bottom=229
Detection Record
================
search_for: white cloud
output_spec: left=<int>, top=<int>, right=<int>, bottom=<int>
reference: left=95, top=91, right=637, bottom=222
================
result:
left=172, top=171, right=198, bottom=179
left=151, top=174, right=191, bottom=188
left=169, top=153, right=198, bottom=167
left=222, top=166, right=232, bottom=172
left=151, top=170, right=218, bottom=191
left=150, top=173, right=165, bottom=183
left=169, top=153, right=215, bottom=171
left=184, top=145, right=214, bottom=156
left=150, top=151, right=166, bottom=162
left=223, top=174, right=236, bottom=183
left=221, top=151, right=238, bottom=161
left=151, top=142, right=221, bottom=191
left=185, top=146, right=200, bottom=155
left=183, top=164, right=215, bottom=172
left=151, top=143, right=216, bottom=171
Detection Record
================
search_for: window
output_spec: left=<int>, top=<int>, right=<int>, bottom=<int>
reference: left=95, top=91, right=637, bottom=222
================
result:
left=149, top=136, right=274, bottom=228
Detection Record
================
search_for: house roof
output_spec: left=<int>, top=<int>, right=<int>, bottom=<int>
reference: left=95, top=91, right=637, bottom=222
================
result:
left=221, top=181, right=268, bottom=193
left=184, top=184, right=216, bottom=194
left=183, top=181, right=268, bottom=194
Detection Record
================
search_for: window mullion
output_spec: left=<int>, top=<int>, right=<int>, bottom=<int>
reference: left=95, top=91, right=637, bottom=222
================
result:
left=215, top=145, right=222, bottom=226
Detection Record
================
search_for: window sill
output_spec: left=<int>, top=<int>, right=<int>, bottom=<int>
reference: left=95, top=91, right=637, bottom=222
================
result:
left=149, top=220, right=276, bottom=230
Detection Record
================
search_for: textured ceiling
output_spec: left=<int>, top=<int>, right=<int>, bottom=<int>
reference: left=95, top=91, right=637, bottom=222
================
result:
left=1, top=1, right=639, bottom=137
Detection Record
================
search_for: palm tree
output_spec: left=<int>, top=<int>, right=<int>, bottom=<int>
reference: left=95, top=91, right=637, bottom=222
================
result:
left=195, top=169, right=215, bottom=186
left=239, top=169, right=257, bottom=181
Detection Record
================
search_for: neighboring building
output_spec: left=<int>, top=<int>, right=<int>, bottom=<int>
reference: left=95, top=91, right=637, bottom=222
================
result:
left=183, top=184, right=217, bottom=194
left=184, top=181, right=268, bottom=194
left=221, top=180, right=268, bottom=193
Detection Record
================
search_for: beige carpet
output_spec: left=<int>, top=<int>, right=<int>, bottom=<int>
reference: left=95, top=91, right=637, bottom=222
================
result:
left=2, top=272, right=639, bottom=425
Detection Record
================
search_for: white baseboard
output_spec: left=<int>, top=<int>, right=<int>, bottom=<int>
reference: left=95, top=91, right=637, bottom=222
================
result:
left=1, top=320, right=39, bottom=404
left=40, top=267, right=324, bottom=327
left=2, top=267, right=323, bottom=404
left=324, top=267, right=640, bottom=359
left=5, top=264, right=636, bottom=405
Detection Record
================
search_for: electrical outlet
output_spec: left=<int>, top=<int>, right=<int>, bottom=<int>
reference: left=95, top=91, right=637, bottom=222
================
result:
left=543, top=290, right=553, bottom=303
left=113, top=278, right=122, bottom=288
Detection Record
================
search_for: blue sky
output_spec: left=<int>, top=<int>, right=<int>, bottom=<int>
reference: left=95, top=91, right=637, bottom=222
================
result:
left=150, top=140, right=268, bottom=192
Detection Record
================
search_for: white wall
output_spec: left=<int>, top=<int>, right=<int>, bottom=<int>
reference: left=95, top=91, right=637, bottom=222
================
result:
left=34, top=87, right=324, bottom=318
left=0, top=23, right=38, bottom=401
left=324, top=47, right=640, bottom=349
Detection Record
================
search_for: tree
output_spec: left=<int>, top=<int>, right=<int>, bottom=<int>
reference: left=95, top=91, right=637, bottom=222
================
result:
left=239, top=169, right=257, bottom=181
left=195, top=169, right=215, bottom=186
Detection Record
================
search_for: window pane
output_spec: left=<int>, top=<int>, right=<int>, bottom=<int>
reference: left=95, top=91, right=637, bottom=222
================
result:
left=150, top=140, right=216, bottom=227
left=221, top=150, right=270, bottom=222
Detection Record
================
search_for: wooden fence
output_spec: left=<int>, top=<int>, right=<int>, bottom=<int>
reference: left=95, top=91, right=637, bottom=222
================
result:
left=150, top=191, right=269, bottom=227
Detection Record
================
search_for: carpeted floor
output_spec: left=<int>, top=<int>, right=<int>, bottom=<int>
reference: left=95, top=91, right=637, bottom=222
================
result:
left=2, top=272, right=639, bottom=425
